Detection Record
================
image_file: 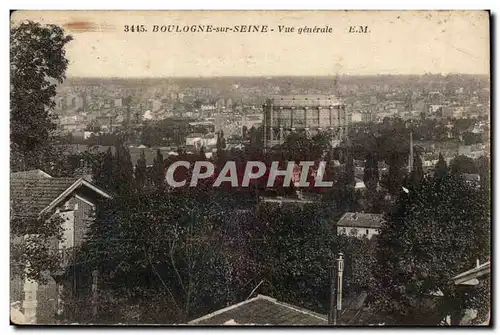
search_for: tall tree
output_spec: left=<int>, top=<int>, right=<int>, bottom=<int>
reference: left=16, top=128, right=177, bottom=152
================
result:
left=345, top=150, right=355, bottom=187
left=384, top=152, right=406, bottom=195
left=476, top=155, right=490, bottom=194
left=253, top=203, right=337, bottom=314
left=135, top=149, right=148, bottom=189
left=152, top=149, right=165, bottom=190
left=10, top=21, right=72, bottom=171
left=112, top=141, right=135, bottom=194
left=408, top=150, right=424, bottom=185
left=92, top=148, right=114, bottom=191
left=79, top=188, right=250, bottom=324
left=372, top=173, right=490, bottom=325
left=450, top=155, right=478, bottom=175
left=363, top=152, right=379, bottom=191
left=434, top=153, right=448, bottom=180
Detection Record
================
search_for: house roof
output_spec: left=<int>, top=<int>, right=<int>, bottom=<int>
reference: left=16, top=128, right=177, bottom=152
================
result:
left=188, top=295, right=327, bottom=325
left=452, top=261, right=490, bottom=286
left=336, top=212, right=385, bottom=229
left=11, top=170, right=111, bottom=217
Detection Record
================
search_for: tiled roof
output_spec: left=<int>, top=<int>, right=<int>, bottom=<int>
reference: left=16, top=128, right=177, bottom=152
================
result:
left=189, top=295, right=327, bottom=325
left=452, top=261, right=490, bottom=286
left=336, top=212, right=385, bottom=229
left=10, top=171, right=78, bottom=217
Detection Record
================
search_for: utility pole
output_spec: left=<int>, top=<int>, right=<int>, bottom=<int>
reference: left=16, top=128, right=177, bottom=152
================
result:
left=408, top=130, right=414, bottom=173
left=336, top=252, right=344, bottom=325
left=329, top=252, right=345, bottom=325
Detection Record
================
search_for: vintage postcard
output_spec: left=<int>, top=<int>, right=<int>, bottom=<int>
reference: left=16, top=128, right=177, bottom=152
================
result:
left=10, top=10, right=490, bottom=326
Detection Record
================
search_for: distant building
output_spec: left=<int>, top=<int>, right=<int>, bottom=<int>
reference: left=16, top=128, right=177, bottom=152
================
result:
left=263, top=95, right=347, bottom=151
left=336, top=212, right=384, bottom=239
left=349, top=110, right=373, bottom=124
left=186, top=133, right=204, bottom=147
left=350, top=111, right=363, bottom=123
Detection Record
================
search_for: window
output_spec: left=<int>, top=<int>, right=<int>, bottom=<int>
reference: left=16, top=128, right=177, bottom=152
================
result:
left=366, top=229, right=369, bottom=235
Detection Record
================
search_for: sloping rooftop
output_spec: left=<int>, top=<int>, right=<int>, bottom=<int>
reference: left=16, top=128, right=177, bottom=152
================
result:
left=11, top=170, right=111, bottom=217
left=11, top=172, right=78, bottom=216
left=452, top=261, right=490, bottom=286
left=188, top=295, right=327, bottom=325
left=336, top=212, right=385, bottom=229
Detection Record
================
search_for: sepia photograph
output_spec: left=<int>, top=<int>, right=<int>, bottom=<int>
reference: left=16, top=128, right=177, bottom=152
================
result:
left=9, top=10, right=491, bottom=326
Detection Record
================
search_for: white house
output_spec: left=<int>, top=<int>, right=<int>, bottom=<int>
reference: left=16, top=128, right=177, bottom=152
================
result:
left=336, top=212, right=384, bottom=239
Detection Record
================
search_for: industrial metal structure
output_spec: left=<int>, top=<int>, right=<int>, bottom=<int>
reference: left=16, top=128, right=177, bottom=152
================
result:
left=262, top=95, right=348, bottom=151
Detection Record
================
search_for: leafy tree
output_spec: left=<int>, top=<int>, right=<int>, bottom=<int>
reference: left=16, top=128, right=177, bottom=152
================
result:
left=372, top=173, right=490, bottom=325
left=407, top=150, right=424, bottom=186
left=151, top=149, right=165, bottom=190
left=337, top=234, right=377, bottom=297
left=281, top=131, right=330, bottom=163
left=253, top=203, right=337, bottom=314
left=198, top=146, right=207, bottom=161
left=10, top=211, right=64, bottom=283
left=92, top=148, right=114, bottom=191
left=79, top=188, right=256, bottom=324
left=384, top=153, right=407, bottom=195
left=215, top=130, right=227, bottom=163
left=135, top=149, right=147, bottom=189
left=450, top=155, right=478, bottom=175
left=363, top=152, right=379, bottom=191
left=344, top=150, right=355, bottom=186
left=247, top=126, right=263, bottom=154
left=434, top=153, right=448, bottom=180
left=476, top=156, right=490, bottom=193
left=10, top=21, right=72, bottom=171
left=112, top=142, right=135, bottom=194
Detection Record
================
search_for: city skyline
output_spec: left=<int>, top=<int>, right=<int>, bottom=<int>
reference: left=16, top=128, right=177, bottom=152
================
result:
left=11, top=10, right=490, bottom=78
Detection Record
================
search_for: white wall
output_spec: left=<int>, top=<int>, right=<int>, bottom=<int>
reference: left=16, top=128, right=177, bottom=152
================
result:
left=337, top=226, right=379, bottom=239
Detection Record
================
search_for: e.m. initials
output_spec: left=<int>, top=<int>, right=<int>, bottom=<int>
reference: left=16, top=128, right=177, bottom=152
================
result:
left=348, top=25, right=369, bottom=33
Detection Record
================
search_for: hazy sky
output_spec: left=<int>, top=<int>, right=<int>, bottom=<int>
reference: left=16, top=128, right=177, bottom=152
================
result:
left=11, top=10, right=490, bottom=77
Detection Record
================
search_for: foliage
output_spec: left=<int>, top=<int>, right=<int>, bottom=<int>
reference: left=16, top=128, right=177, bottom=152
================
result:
left=337, top=233, right=377, bottom=296
left=280, top=131, right=329, bottom=162
left=135, top=149, right=147, bottom=189
left=151, top=149, right=165, bottom=190
left=371, top=173, right=490, bottom=325
left=92, top=148, right=115, bottom=191
left=10, top=21, right=72, bottom=171
left=450, top=155, right=478, bottom=175
left=78, top=188, right=258, bottom=323
left=434, top=153, right=448, bottom=180
left=382, top=152, right=407, bottom=195
left=10, top=212, right=64, bottom=283
left=363, top=152, right=379, bottom=191
left=252, top=203, right=337, bottom=314
left=407, top=150, right=424, bottom=186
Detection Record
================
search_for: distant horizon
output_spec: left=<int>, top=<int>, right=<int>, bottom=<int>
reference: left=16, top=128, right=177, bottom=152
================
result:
left=64, top=73, right=490, bottom=80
